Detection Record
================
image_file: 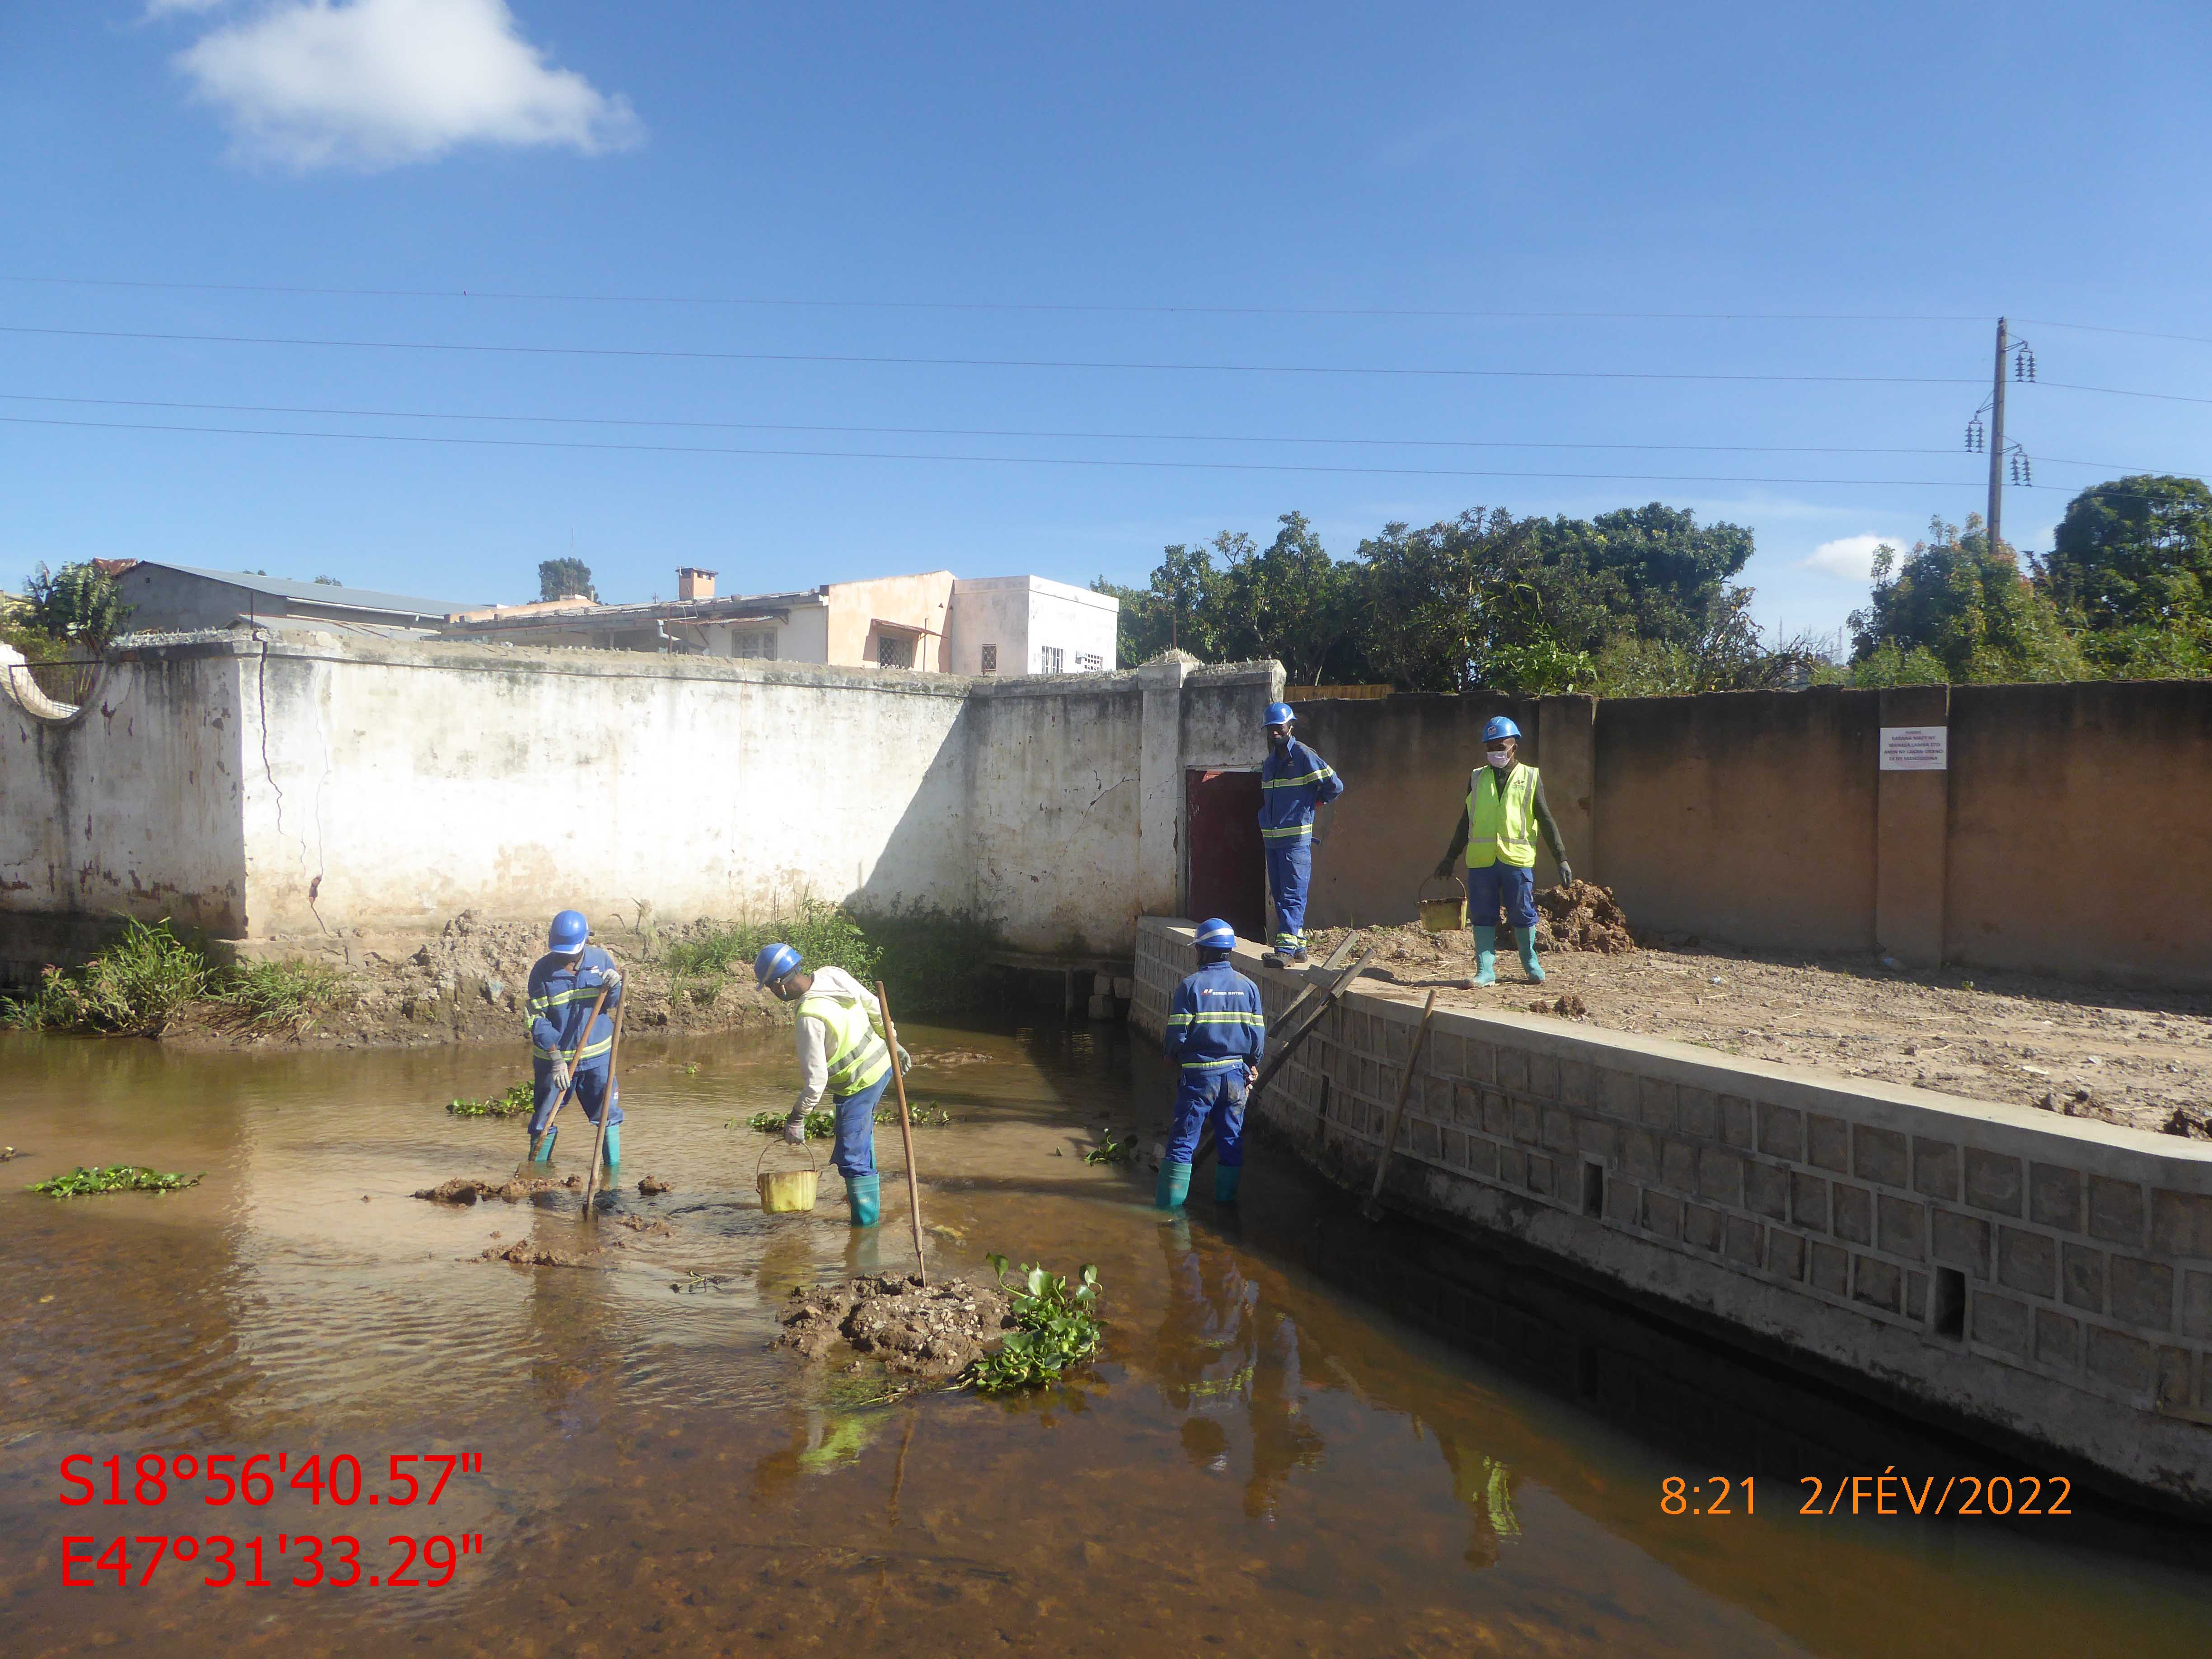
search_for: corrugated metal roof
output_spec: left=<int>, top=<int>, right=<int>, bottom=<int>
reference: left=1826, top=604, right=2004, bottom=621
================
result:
left=142, top=562, right=479, bottom=619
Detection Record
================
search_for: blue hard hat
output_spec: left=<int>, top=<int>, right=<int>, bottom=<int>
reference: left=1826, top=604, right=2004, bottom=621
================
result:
left=548, top=909, right=589, bottom=953
left=753, top=942, right=802, bottom=987
left=1263, top=702, right=1295, bottom=727
left=1482, top=715, right=1522, bottom=744
left=1195, top=918, right=1237, bottom=951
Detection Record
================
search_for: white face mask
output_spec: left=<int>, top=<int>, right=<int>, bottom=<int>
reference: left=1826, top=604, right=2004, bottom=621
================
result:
left=1486, top=750, right=1513, bottom=769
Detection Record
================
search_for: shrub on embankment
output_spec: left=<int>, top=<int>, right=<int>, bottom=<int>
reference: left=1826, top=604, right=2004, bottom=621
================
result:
left=1, top=921, right=353, bottom=1037
left=657, top=898, right=998, bottom=1019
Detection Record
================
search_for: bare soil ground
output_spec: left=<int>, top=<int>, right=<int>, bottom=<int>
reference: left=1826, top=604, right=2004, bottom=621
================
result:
left=1308, top=913, right=2212, bottom=1141
left=776, top=1273, right=1014, bottom=1378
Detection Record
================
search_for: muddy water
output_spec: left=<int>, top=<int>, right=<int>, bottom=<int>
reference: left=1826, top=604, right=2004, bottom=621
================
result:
left=2, top=1020, right=2208, bottom=1658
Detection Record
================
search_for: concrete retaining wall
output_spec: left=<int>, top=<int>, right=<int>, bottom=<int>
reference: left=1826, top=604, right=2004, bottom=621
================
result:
left=1133, top=916, right=2212, bottom=1512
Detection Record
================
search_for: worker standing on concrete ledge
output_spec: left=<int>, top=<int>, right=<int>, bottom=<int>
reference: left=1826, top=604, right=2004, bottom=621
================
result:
left=754, top=944, right=910, bottom=1227
left=1434, top=716, right=1571, bottom=986
left=525, top=909, right=624, bottom=1168
left=1158, top=919, right=1266, bottom=1210
left=1258, top=701, right=1344, bottom=966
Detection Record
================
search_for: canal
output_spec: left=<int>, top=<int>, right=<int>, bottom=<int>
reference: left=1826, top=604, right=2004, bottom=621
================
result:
left=3, top=1021, right=2209, bottom=1656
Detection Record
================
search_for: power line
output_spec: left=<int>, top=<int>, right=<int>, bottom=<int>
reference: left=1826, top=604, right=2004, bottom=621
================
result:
left=0, top=323, right=1988, bottom=387
left=0, top=273, right=1990, bottom=324
left=0, top=412, right=2001, bottom=487
left=0, top=391, right=2184, bottom=473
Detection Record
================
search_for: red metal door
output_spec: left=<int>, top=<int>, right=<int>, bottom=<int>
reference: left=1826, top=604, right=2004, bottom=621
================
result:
left=1185, top=769, right=1267, bottom=944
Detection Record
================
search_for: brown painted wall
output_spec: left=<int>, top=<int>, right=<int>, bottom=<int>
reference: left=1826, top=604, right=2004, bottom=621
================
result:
left=1293, top=694, right=1541, bottom=929
left=1946, top=681, right=2212, bottom=984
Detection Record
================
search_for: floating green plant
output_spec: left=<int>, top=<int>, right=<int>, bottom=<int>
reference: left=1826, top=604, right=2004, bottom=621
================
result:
left=738, top=1102, right=951, bottom=1139
left=963, top=1256, right=1104, bottom=1394
left=447, top=1082, right=536, bottom=1119
left=32, top=1165, right=202, bottom=1198
left=1084, top=1132, right=1139, bottom=1166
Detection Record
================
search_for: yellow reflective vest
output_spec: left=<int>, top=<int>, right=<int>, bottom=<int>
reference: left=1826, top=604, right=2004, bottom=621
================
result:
left=1466, top=763, right=1539, bottom=869
left=797, top=989, right=893, bottom=1099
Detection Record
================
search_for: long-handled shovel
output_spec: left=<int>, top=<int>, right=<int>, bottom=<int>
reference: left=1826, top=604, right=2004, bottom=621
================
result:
left=581, top=994, right=629, bottom=1213
left=513, top=981, right=612, bottom=1180
left=1361, top=989, right=1440, bottom=1222
left=874, top=981, right=929, bottom=1287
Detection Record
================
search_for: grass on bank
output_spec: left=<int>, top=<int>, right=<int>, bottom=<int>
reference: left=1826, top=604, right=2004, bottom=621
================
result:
left=662, top=897, right=999, bottom=1018
left=31, top=1165, right=203, bottom=1198
left=1, top=920, right=351, bottom=1038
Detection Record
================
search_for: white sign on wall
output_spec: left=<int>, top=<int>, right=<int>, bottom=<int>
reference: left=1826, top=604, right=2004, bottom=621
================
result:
left=1879, top=725, right=1949, bottom=771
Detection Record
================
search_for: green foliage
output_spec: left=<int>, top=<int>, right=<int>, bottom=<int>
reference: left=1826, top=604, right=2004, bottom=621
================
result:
left=663, top=896, right=881, bottom=983
left=1849, top=516, right=2085, bottom=684
left=537, top=557, right=597, bottom=602
left=209, top=957, right=354, bottom=1035
left=662, top=897, right=998, bottom=1019
left=449, top=1081, right=536, bottom=1119
left=965, top=1257, right=1104, bottom=1393
left=23, top=561, right=131, bottom=647
left=32, top=1165, right=202, bottom=1198
left=1083, top=1132, right=1139, bottom=1166
left=2043, top=475, right=2212, bottom=634
left=2, top=919, right=209, bottom=1034
left=740, top=1101, right=951, bottom=1138
left=2079, top=617, right=2212, bottom=680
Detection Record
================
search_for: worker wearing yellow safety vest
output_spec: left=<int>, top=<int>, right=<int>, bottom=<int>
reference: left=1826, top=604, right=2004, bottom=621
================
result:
left=751, top=943, right=910, bottom=1226
left=1433, top=715, right=1572, bottom=987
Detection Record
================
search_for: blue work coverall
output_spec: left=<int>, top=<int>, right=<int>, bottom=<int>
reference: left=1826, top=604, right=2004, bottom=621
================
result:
left=525, top=946, right=624, bottom=1134
left=1258, top=738, right=1343, bottom=953
left=1162, top=961, right=1266, bottom=1167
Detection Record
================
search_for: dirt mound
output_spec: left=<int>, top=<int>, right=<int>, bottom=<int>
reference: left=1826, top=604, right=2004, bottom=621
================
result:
left=1535, top=881, right=1639, bottom=953
left=775, top=1273, right=1012, bottom=1378
left=414, top=1173, right=583, bottom=1205
left=480, top=1239, right=590, bottom=1267
left=1532, top=994, right=1589, bottom=1019
left=637, top=1175, right=673, bottom=1195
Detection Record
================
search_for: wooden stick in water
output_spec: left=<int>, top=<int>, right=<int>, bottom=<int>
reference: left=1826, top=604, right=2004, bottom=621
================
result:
left=582, top=993, right=628, bottom=1213
left=875, top=981, right=929, bottom=1287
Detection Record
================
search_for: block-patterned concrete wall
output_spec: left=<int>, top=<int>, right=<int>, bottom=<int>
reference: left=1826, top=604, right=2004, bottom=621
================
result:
left=1134, top=917, right=2212, bottom=1511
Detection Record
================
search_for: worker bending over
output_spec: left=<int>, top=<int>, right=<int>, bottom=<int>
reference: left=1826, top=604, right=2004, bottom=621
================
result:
left=1258, top=701, right=1344, bottom=966
left=754, top=945, right=909, bottom=1227
left=1434, top=716, right=1572, bottom=986
left=1158, top=918, right=1266, bottom=1210
left=525, top=909, right=624, bottom=1167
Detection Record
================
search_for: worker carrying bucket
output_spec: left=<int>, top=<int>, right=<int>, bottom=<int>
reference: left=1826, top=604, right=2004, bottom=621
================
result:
left=754, top=944, right=910, bottom=1227
left=1258, top=701, right=1344, bottom=966
left=1157, top=919, right=1266, bottom=1211
left=524, top=909, right=624, bottom=1168
left=1432, top=717, right=1573, bottom=986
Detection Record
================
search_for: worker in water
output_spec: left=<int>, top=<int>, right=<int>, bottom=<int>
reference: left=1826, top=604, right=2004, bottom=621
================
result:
left=1258, top=701, right=1344, bottom=966
left=754, top=944, right=910, bottom=1227
left=524, top=909, right=624, bottom=1168
left=1432, top=715, right=1573, bottom=986
left=1158, top=918, right=1266, bottom=1210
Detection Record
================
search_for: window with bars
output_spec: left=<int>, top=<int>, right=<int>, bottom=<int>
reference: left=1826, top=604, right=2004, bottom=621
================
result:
left=876, top=633, right=917, bottom=669
left=730, top=631, right=778, bottom=659
left=1040, top=646, right=1064, bottom=674
left=979, top=644, right=998, bottom=675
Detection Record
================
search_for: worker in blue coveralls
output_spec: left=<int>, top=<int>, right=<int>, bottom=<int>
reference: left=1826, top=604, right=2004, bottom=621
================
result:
left=753, top=943, right=910, bottom=1228
left=1157, top=918, right=1267, bottom=1210
left=524, top=909, right=624, bottom=1168
left=1258, top=701, right=1344, bottom=966
left=1432, top=715, right=1573, bottom=987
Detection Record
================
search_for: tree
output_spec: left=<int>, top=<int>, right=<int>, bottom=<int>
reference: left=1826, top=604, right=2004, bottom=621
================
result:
left=2043, top=474, right=2212, bottom=630
left=1204, top=514, right=1369, bottom=684
left=24, top=561, right=131, bottom=647
left=539, top=558, right=597, bottom=602
left=1849, top=515, right=2084, bottom=683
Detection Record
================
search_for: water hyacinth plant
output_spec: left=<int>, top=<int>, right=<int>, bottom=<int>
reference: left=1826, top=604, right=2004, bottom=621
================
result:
left=447, top=1082, right=537, bottom=1119
left=964, top=1256, right=1104, bottom=1394
left=32, top=1165, right=202, bottom=1198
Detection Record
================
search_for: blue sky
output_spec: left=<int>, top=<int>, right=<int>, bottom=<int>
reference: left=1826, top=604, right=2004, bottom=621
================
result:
left=4, top=2, right=2209, bottom=648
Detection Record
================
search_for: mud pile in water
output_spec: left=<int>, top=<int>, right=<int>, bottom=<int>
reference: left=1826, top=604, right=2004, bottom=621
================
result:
left=1536, top=880, right=1639, bottom=953
left=479, top=1238, right=591, bottom=1267
left=413, top=1173, right=583, bottom=1205
left=776, top=1273, right=1012, bottom=1378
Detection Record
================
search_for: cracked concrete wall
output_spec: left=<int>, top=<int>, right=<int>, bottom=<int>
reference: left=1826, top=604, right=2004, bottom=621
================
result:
left=0, top=642, right=249, bottom=966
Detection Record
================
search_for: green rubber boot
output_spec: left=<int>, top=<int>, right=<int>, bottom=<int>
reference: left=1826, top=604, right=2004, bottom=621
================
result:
left=529, top=1125, right=558, bottom=1164
left=599, top=1122, right=620, bottom=1171
left=846, top=1174, right=881, bottom=1227
left=1155, top=1162, right=1191, bottom=1210
left=1517, top=929, right=1545, bottom=983
left=1472, top=926, right=1497, bottom=987
left=1214, top=1164, right=1242, bottom=1205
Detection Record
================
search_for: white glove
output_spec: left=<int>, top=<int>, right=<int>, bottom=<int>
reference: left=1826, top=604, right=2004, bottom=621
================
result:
left=596, top=968, right=623, bottom=994
left=897, top=1045, right=914, bottom=1074
left=781, top=1110, right=809, bottom=1147
left=547, top=1061, right=573, bottom=1096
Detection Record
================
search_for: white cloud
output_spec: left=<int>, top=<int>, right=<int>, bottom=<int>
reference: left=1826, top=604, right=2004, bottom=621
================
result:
left=170, top=0, right=642, bottom=171
left=1795, top=534, right=1895, bottom=581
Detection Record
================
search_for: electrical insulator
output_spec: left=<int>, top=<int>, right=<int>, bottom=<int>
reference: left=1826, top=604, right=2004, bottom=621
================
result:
left=2023, top=457, right=2032, bottom=485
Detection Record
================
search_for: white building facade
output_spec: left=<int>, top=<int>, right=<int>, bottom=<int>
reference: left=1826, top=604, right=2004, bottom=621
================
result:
left=942, top=575, right=1119, bottom=677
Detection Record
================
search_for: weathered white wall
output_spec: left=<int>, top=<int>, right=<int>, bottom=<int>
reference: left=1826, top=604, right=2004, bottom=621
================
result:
left=944, top=576, right=1120, bottom=676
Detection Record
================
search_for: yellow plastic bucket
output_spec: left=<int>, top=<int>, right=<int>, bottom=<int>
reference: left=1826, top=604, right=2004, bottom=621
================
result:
left=756, top=1141, right=820, bottom=1214
left=1418, top=875, right=1467, bottom=933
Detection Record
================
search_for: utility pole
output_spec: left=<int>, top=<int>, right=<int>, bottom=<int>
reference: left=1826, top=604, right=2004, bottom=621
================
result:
left=1987, top=317, right=2008, bottom=552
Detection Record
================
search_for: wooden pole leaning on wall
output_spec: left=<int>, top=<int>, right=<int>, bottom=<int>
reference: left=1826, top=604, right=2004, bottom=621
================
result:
left=875, top=981, right=929, bottom=1287
left=1362, top=989, right=1440, bottom=1223
left=1193, top=936, right=1376, bottom=1176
